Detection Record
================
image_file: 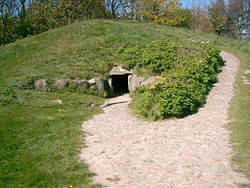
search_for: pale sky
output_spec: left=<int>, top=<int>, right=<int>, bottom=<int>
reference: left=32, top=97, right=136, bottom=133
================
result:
left=180, top=0, right=213, bottom=8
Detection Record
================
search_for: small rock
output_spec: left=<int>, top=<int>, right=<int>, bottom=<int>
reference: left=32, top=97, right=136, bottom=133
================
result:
left=201, top=41, right=210, bottom=44
left=54, top=79, right=70, bottom=89
left=88, top=78, right=97, bottom=85
left=87, top=103, right=95, bottom=107
left=243, top=80, right=250, bottom=85
left=35, top=79, right=48, bottom=89
left=51, top=99, right=62, bottom=104
left=42, top=88, right=52, bottom=92
left=78, top=80, right=89, bottom=89
left=244, top=69, right=250, bottom=74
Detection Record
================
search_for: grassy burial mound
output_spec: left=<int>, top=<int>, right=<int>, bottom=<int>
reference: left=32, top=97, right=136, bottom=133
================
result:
left=0, top=20, right=249, bottom=187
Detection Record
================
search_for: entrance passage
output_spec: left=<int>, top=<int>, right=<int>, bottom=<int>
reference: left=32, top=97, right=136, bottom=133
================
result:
left=111, top=74, right=129, bottom=93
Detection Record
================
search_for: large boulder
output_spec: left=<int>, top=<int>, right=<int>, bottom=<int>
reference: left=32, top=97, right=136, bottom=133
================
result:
left=69, top=79, right=79, bottom=87
left=128, top=75, right=145, bottom=92
left=87, top=77, right=110, bottom=92
left=78, top=80, right=89, bottom=89
left=35, top=79, right=48, bottom=89
left=141, top=77, right=158, bottom=86
left=88, top=78, right=97, bottom=90
left=96, top=78, right=109, bottom=91
left=128, top=75, right=160, bottom=91
left=54, top=79, right=70, bottom=89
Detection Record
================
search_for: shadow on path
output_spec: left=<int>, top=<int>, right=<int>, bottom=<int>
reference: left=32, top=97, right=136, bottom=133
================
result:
left=102, top=101, right=130, bottom=108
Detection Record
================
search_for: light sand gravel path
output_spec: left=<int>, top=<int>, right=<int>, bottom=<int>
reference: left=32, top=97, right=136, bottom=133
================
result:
left=80, top=51, right=249, bottom=188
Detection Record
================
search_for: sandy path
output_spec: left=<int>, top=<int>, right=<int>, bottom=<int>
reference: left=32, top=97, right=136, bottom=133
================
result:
left=80, top=51, right=249, bottom=188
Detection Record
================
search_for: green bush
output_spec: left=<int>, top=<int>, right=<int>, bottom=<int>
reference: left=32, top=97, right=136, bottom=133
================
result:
left=140, top=40, right=177, bottom=74
left=125, top=40, right=224, bottom=119
left=119, top=40, right=177, bottom=74
left=118, top=46, right=143, bottom=70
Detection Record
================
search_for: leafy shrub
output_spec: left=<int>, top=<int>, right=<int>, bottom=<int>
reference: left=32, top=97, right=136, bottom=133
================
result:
left=155, top=78, right=207, bottom=118
left=141, top=40, right=177, bottom=73
left=125, top=40, right=224, bottom=119
left=118, top=46, right=143, bottom=70
left=119, top=40, right=177, bottom=74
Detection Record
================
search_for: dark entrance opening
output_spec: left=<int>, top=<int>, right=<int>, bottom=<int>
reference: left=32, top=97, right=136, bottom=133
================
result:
left=111, top=74, right=129, bottom=93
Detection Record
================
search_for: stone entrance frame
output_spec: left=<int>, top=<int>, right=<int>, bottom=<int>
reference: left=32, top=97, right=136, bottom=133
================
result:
left=109, top=67, right=132, bottom=93
left=109, top=66, right=160, bottom=93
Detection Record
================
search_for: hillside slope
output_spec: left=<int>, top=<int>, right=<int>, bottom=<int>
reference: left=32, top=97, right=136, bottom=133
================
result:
left=0, top=20, right=249, bottom=187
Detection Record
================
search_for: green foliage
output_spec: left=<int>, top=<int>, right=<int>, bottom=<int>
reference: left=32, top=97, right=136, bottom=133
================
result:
left=26, top=0, right=106, bottom=34
left=128, top=40, right=225, bottom=119
left=0, top=0, right=107, bottom=45
left=138, top=0, right=187, bottom=26
left=207, top=0, right=226, bottom=35
left=142, top=40, right=177, bottom=73
left=119, top=40, right=177, bottom=74
left=131, top=88, right=154, bottom=117
left=118, top=45, right=143, bottom=70
left=153, top=78, right=207, bottom=118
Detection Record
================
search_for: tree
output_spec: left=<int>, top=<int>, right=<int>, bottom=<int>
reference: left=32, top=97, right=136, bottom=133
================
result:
left=105, top=0, right=123, bottom=18
left=0, top=0, right=18, bottom=44
left=188, top=0, right=211, bottom=32
left=208, top=0, right=226, bottom=35
left=114, top=0, right=143, bottom=21
left=226, top=0, right=250, bottom=40
left=16, top=0, right=30, bottom=37
left=138, top=0, right=187, bottom=26
left=26, top=0, right=106, bottom=34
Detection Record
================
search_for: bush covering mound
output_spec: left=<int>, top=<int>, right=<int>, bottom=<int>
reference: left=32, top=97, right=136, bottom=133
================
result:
left=119, top=40, right=224, bottom=120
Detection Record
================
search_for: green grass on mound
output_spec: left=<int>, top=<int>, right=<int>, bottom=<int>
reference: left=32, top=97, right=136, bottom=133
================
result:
left=0, top=90, right=104, bottom=188
left=0, top=20, right=249, bottom=187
